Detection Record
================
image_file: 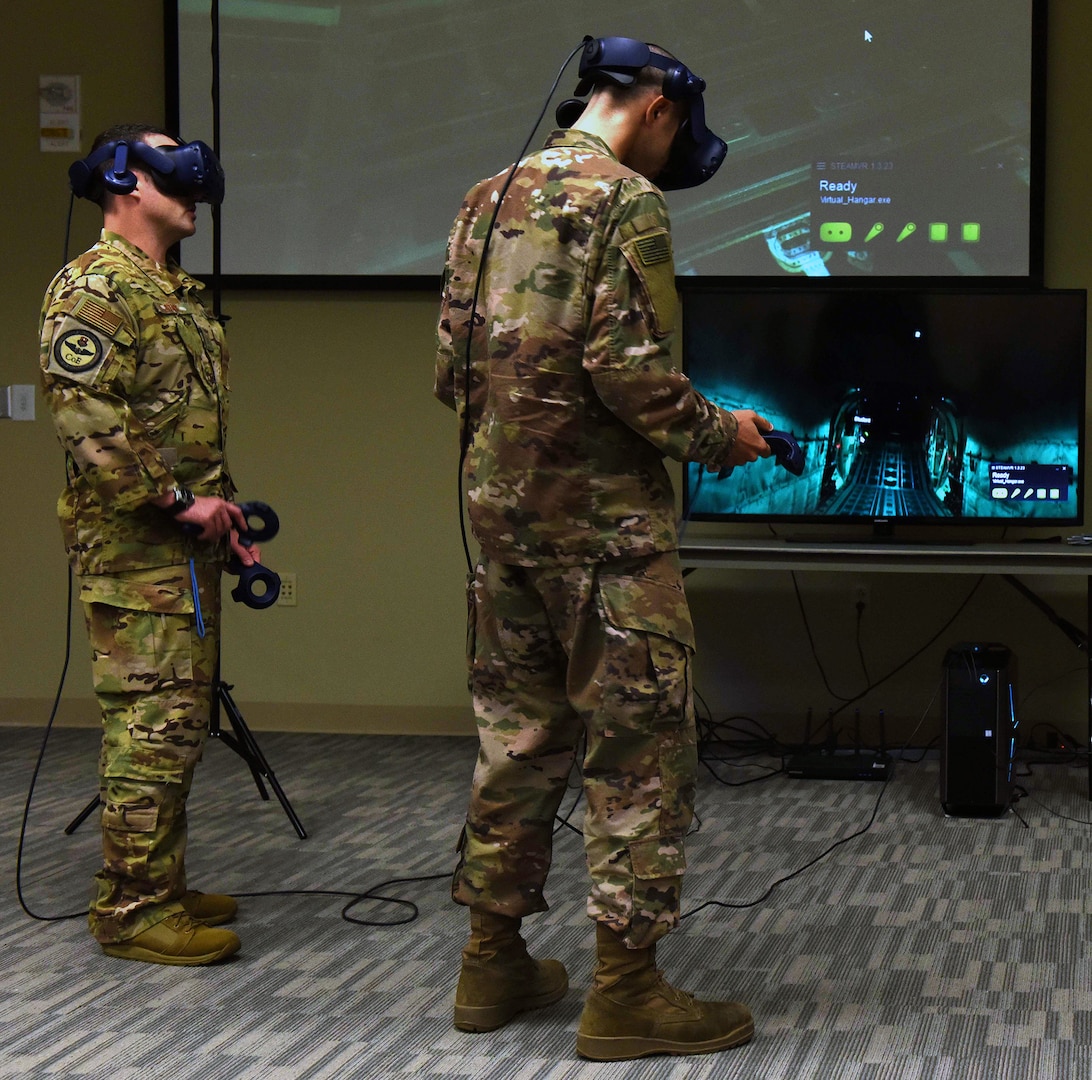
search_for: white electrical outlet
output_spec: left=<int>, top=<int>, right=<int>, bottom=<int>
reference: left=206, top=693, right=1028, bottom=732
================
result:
left=278, top=572, right=297, bottom=607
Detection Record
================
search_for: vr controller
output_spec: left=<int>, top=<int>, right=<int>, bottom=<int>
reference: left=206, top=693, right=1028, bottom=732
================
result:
left=228, top=501, right=282, bottom=610
left=181, top=500, right=282, bottom=609
left=717, top=430, right=804, bottom=480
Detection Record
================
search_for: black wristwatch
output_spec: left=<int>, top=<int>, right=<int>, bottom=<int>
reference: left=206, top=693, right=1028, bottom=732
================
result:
left=163, top=486, right=196, bottom=516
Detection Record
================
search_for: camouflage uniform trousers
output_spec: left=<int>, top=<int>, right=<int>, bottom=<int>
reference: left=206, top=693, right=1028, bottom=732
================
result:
left=83, top=563, right=221, bottom=943
left=453, top=550, right=698, bottom=949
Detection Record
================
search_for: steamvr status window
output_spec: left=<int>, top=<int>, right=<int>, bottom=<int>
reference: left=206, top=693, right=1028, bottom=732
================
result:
left=805, top=13, right=1030, bottom=277
left=811, top=157, right=993, bottom=262
left=990, top=463, right=1070, bottom=504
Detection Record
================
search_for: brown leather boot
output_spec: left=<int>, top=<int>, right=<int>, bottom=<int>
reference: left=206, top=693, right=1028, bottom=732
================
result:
left=576, top=922, right=753, bottom=1060
left=453, top=911, right=568, bottom=1032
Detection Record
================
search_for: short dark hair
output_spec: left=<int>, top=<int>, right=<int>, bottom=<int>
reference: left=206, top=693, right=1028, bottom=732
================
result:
left=86, top=123, right=178, bottom=207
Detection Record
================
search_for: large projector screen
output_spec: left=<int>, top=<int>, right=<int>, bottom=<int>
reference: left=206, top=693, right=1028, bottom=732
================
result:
left=169, top=0, right=1045, bottom=285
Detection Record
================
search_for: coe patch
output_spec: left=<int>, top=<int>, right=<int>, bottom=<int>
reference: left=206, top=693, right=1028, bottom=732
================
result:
left=53, top=329, right=105, bottom=375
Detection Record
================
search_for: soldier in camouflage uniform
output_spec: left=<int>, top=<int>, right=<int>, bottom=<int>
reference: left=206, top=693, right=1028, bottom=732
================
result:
left=40, top=124, right=258, bottom=965
left=436, top=41, right=770, bottom=1060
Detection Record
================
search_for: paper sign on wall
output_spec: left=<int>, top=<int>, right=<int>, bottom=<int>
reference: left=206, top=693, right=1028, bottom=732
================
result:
left=40, top=75, right=80, bottom=152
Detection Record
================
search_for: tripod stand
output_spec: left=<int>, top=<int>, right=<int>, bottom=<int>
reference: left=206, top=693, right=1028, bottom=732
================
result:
left=65, top=674, right=307, bottom=839
left=209, top=675, right=307, bottom=838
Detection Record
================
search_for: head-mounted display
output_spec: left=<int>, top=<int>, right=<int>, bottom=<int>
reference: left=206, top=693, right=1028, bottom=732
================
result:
left=69, top=138, right=225, bottom=205
left=555, top=36, right=728, bottom=190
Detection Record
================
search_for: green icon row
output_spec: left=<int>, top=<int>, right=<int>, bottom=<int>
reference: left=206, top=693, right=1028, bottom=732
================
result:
left=818, top=222, right=981, bottom=244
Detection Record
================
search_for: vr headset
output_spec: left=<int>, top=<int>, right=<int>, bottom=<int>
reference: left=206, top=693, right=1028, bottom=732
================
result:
left=555, top=36, right=727, bottom=190
left=69, top=138, right=225, bottom=205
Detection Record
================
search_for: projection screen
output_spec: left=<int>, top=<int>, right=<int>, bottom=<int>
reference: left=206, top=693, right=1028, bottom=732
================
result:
left=170, top=0, right=1045, bottom=286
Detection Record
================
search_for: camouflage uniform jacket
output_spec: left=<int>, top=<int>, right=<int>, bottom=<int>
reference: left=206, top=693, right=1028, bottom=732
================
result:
left=435, top=129, right=739, bottom=567
left=40, top=230, right=233, bottom=578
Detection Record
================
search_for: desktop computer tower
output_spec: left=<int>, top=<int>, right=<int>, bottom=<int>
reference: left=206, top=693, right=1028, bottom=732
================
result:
left=940, top=643, right=1016, bottom=817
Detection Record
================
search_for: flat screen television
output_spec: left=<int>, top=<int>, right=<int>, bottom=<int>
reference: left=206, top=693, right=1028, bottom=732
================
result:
left=681, top=286, right=1087, bottom=530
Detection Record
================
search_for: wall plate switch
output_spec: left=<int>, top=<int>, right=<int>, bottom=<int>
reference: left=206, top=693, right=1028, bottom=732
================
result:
left=0, top=385, right=36, bottom=421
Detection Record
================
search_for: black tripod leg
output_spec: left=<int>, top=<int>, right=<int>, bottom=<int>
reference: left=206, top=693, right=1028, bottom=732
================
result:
left=65, top=793, right=102, bottom=835
left=213, top=687, right=271, bottom=801
left=209, top=666, right=269, bottom=798
left=214, top=680, right=307, bottom=839
left=215, top=726, right=271, bottom=799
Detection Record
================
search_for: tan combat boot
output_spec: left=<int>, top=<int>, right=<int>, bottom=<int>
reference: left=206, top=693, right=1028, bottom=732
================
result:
left=101, top=911, right=240, bottom=966
left=576, top=922, right=753, bottom=1060
left=453, top=911, right=569, bottom=1032
left=180, top=889, right=238, bottom=926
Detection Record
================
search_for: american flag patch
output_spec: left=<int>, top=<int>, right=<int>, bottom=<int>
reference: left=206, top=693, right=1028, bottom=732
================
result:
left=73, top=296, right=124, bottom=338
left=634, top=233, right=671, bottom=267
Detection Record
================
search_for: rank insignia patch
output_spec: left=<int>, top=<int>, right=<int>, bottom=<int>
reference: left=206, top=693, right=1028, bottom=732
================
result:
left=53, top=329, right=104, bottom=374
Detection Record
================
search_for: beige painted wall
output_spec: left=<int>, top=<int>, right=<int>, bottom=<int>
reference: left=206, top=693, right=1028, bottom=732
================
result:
left=2, top=2, right=1090, bottom=745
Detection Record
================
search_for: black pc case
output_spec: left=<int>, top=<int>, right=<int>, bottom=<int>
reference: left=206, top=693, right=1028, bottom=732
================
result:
left=940, top=644, right=1016, bottom=816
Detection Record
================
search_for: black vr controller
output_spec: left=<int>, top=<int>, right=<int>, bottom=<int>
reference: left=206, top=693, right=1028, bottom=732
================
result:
left=717, top=430, right=804, bottom=479
left=179, top=500, right=281, bottom=609
left=228, top=501, right=282, bottom=610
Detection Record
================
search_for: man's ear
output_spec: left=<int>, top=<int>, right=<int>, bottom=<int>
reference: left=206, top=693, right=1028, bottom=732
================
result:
left=644, top=94, right=671, bottom=126
left=125, top=170, right=150, bottom=198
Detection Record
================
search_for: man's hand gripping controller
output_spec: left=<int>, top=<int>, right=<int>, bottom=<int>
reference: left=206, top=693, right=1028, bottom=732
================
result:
left=229, top=501, right=282, bottom=609
left=718, top=430, right=804, bottom=479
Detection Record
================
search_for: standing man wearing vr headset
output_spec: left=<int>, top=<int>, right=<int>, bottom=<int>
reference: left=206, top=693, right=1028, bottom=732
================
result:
left=436, top=38, right=770, bottom=1061
left=39, top=124, right=258, bottom=965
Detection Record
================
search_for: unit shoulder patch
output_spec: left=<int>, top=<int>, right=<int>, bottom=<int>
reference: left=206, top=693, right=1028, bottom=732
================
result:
left=52, top=329, right=105, bottom=375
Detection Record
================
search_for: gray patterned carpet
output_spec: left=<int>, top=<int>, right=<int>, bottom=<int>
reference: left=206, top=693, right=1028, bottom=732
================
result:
left=3, top=724, right=1091, bottom=1079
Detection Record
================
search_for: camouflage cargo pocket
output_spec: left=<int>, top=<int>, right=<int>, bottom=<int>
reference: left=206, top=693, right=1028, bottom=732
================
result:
left=100, top=792, right=160, bottom=876
left=101, top=798, right=159, bottom=835
left=597, top=576, right=696, bottom=732
left=86, top=603, right=194, bottom=696
left=629, top=833, right=687, bottom=880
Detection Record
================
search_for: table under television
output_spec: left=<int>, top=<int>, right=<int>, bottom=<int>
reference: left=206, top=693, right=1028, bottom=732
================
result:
left=678, top=537, right=1092, bottom=797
